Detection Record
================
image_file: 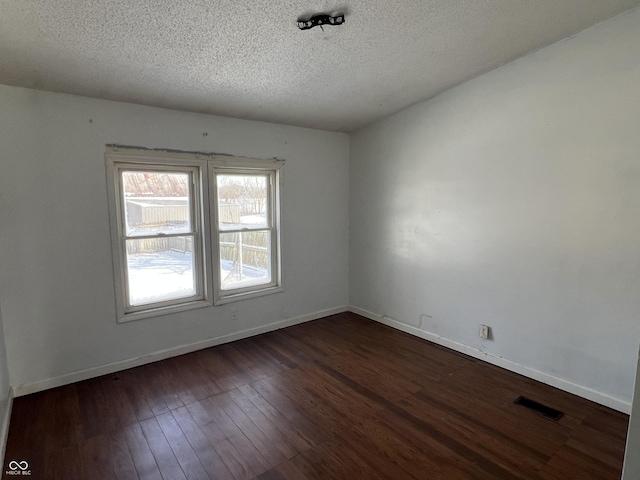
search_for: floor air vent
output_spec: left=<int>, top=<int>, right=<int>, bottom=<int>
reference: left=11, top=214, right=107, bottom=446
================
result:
left=514, top=396, right=564, bottom=421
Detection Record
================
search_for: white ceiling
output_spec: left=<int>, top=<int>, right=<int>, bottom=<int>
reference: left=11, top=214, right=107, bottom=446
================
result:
left=1, top=0, right=639, bottom=132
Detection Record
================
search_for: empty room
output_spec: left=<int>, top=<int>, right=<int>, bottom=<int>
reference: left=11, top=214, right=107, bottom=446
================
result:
left=1, top=1, right=640, bottom=479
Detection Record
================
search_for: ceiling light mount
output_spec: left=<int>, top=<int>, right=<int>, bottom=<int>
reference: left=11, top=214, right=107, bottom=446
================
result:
left=297, top=13, right=345, bottom=31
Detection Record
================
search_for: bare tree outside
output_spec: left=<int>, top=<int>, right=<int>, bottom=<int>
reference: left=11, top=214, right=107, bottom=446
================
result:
left=217, top=174, right=267, bottom=216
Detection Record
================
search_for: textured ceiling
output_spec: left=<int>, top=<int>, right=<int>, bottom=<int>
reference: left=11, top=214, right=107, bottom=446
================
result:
left=1, top=0, right=639, bottom=132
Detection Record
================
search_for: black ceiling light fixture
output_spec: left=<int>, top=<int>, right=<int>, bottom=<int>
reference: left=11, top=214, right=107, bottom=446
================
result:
left=297, top=13, right=345, bottom=30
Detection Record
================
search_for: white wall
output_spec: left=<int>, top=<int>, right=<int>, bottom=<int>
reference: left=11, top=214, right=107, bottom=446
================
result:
left=350, top=7, right=640, bottom=411
left=0, top=86, right=349, bottom=393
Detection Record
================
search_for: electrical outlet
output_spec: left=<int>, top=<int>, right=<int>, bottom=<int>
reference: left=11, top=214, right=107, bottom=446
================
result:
left=480, top=324, right=490, bottom=339
left=231, top=308, right=238, bottom=321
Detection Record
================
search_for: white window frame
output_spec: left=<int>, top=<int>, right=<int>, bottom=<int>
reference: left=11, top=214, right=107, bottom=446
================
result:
left=105, top=147, right=284, bottom=322
left=210, top=159, right=284, bottom=305
left=106, top=150, right=213, bottom=322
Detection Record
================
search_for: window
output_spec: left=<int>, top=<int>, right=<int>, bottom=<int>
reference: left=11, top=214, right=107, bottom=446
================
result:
left=106, top=148, right=283, bottom=321
left=212, top=166, right=280, bottom=303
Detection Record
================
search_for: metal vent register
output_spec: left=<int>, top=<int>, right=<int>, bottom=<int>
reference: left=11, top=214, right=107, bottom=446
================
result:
left=514, top=396, right=564, bottom=421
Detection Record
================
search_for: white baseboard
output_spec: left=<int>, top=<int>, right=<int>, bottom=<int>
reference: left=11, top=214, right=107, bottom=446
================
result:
left=13, top=306, right=348, bottom=397
left=13, top=304, right=630, bottom=413
left=349, top=305, right=631, bottom=414
left=0, top=387, right=13, bottom=467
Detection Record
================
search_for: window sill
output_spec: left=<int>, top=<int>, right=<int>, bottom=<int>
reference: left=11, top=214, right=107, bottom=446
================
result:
left=117, top=298, right=213, bottom=323
left=214, top=286, right=284, bottom=306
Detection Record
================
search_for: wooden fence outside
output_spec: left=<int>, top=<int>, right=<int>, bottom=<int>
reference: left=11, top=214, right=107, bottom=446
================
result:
left=127, top=232, right=268, bottom=270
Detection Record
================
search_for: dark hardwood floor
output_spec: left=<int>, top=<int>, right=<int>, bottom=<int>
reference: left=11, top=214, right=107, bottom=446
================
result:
left=3, top=313, right=629, bottom=479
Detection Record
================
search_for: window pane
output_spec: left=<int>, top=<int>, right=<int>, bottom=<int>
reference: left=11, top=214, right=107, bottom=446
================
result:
left=122, top=171, right=192, bottom=236
left=126, top=236, right=196, bottom=306
left=217, top=174, right=268, bottom=231
left=219, top=231, right=271, bottom=290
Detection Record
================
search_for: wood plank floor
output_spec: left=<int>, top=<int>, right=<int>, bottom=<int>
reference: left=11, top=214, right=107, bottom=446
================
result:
left=3, top=313, right=629, bottom=479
